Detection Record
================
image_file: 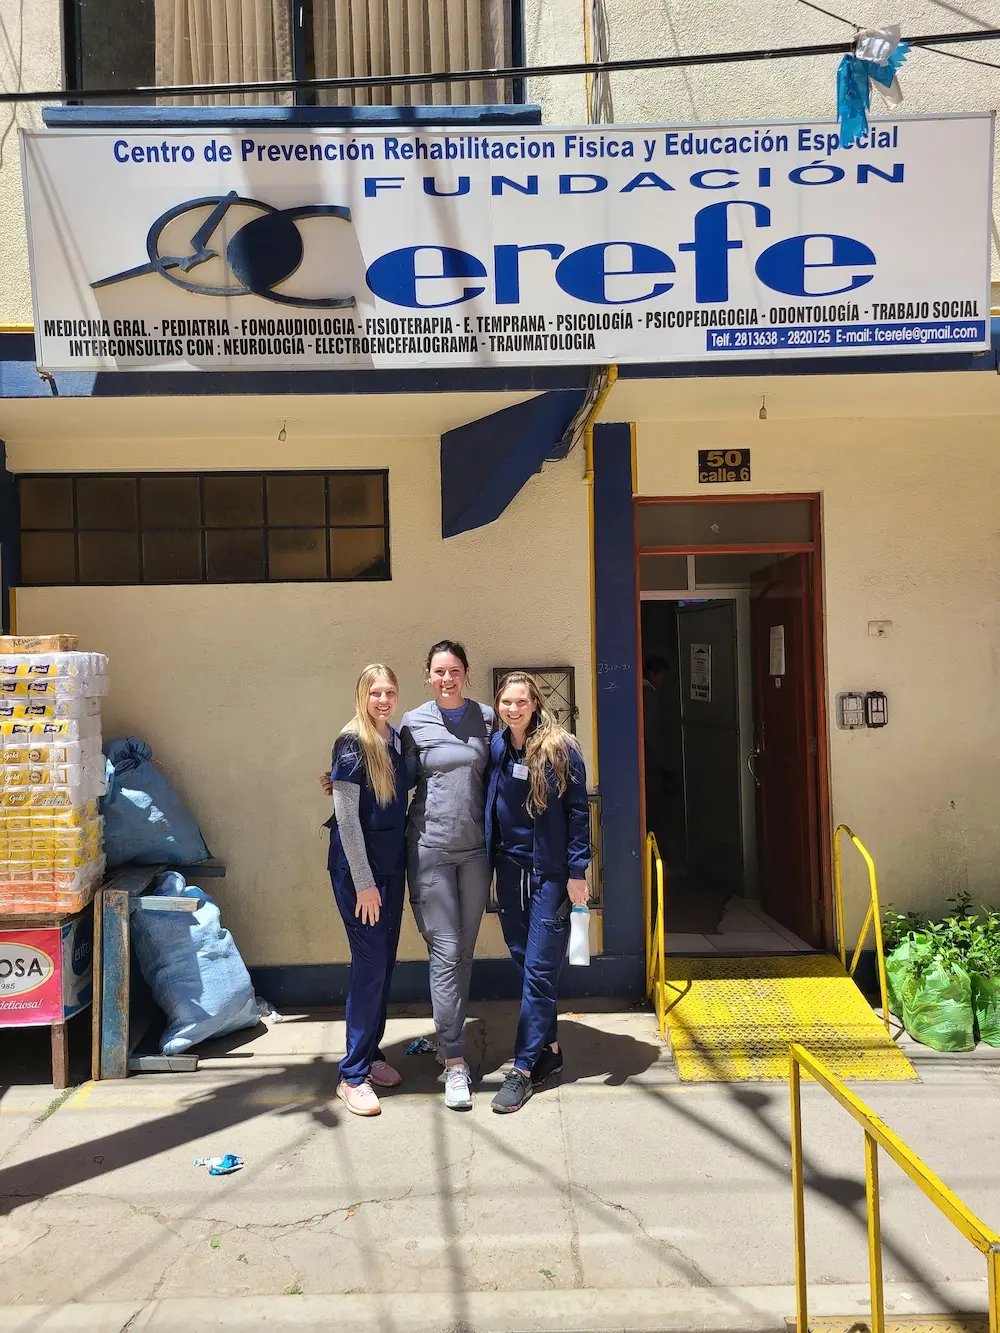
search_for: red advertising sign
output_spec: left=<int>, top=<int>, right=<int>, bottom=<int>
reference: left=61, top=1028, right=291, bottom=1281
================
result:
left=0, top=918, right=92, bottom=1027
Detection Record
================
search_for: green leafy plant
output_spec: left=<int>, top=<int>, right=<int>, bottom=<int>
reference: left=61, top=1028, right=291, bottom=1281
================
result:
left=884, top=896, right=1000, bottom=981
left=967, top=908, right=1000, bottom=979
left=883, top=906, right=927, bottom=952
left=883, top=895, right=1000, bottom=1052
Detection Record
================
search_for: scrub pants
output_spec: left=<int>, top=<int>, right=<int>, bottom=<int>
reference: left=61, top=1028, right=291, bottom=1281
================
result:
left=406, top=843, right=491, bottom=1061
left=494, top=857, right=570, bottom=1073
left=330, top=869, right=405, bottom=1085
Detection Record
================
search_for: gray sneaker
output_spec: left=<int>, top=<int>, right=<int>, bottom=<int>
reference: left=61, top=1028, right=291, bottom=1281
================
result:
left=444, top=1063, right=473, bottom=1111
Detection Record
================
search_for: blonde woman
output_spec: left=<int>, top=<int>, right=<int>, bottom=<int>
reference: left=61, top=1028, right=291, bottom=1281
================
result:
left=485, top=672, right=590, bottom=1113
left=325, top=664, right=409, bottom=1117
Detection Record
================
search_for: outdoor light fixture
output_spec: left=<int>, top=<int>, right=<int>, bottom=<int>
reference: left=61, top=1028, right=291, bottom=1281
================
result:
left=277, top=420, right=287, bottom=442
left=758, top=396, right=767, bottom=421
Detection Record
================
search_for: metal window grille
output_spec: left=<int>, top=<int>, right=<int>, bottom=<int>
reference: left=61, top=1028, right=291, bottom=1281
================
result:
left=17, top=470, right=390, bottom=586
left=491, top=666, right=577, bottom=733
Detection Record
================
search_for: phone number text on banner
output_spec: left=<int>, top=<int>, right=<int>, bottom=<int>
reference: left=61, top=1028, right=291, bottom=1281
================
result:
left=20, top=114, right=994, bottom=372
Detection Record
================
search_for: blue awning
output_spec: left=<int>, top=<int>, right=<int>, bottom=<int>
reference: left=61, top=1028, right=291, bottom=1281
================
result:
left=440, top=390, right=585, bottom=538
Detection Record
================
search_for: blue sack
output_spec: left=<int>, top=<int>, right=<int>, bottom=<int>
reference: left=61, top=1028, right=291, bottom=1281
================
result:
left=130, top=871, right=259, bottom=1055
left=101, top=737, right=210, bottom=869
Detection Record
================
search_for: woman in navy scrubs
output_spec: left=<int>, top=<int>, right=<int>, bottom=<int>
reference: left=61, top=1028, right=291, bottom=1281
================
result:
left=327, top=663, right=409, bottom=1117
left=485, top=671, right=591, bottom=1113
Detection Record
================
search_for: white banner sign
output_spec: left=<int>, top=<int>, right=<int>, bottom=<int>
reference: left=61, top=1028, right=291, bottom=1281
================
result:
left=21, top=115, right=993, bottom=373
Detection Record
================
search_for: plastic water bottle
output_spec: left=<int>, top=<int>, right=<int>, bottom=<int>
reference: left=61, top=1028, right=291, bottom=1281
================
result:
left=568, top=906, right=591, bottom=966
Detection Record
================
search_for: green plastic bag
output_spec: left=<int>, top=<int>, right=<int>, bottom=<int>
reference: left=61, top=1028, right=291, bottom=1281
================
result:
left=885, top=936, right=929, bottom=1019
left=898, top=957, right=975, bottom=1052
left=970, top=971, right=1000, bottom=1047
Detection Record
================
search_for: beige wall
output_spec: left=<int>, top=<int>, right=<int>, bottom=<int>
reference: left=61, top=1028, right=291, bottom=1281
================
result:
left=0, top=0, right=61, bottom=326
left=530, top=0, right=1000, bottom=283
left=523, top=0, right=586, bottom=124
left=634, top=409, right=1000, bottom=935
left=9, top=431, right=594, bottom=967
left=8, top=388, right=1000, bottom=951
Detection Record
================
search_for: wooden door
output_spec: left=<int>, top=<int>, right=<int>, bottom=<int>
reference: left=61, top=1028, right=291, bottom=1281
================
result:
left=677, top=600, right=743, bottom=896
left=749, top=555, right=821, bottom=945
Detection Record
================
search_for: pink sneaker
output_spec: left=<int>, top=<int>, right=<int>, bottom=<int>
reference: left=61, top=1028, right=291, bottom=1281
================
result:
left=336, top=1079, right=381, bottom=1116
left=369, top=1060, right=402, bottom=1088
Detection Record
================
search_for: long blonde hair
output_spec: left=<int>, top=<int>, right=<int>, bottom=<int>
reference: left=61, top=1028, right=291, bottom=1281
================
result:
left=495, top=671, right=580, bottom=816
left=341, top=664, right=399, bottom=807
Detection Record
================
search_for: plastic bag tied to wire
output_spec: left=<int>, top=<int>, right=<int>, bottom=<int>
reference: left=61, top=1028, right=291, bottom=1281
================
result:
left=837, top=25, right=909, bottom=147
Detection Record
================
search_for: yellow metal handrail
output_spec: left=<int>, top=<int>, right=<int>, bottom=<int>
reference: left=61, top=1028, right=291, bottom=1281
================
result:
left=833, top=823, right=891, bottom=1033
left=790, top=1043, right=1000, bottom=1333
left=644, top=831, right=667, bottom=1036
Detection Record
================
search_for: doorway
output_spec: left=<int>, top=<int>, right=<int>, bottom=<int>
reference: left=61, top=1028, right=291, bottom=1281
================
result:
left=636, top=497, right=829, bottom=956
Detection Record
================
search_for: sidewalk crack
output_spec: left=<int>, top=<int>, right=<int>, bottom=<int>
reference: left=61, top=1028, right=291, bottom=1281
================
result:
left=0, top=1087, right=77, bottom=1174
left=556, top=1083, right=585, bottom=1288
left=572, top=1180, right=713, bottom=1287
left=118, top=1304, right=146, bottom=1333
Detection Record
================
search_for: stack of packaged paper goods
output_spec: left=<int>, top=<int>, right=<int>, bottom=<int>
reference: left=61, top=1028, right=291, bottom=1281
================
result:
left=0, top=634, right=107, bottom=916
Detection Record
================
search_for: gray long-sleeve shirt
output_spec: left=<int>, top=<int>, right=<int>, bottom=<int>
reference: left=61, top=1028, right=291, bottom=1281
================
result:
left=401, top=700, right=495, bottom=853
left=331, top=782, right=376, bottom=892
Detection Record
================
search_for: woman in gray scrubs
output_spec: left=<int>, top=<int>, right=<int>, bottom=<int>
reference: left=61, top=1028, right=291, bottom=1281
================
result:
left=401, top=640, right=494, bottom=1111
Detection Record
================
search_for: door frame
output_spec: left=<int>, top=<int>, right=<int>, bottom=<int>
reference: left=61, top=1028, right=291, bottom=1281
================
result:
left=633, top=493, right=834, bottom=951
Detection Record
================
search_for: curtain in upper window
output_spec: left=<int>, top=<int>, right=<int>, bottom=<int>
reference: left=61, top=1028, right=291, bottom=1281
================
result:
left=311, top=0, right=512, bottom=105
left=155, top=0, right=294, bottom=105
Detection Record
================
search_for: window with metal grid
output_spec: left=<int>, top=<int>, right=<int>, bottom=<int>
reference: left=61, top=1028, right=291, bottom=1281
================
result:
left=18, top=471, right=390, bottom=585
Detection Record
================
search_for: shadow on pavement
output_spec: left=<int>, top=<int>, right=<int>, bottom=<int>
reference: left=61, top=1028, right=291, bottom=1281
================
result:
left=0, top=1054, right=343, bottom=1216
left=0, top=1000, right=984, bottom=1317
left=639, top=1007, right=967, bottom=1308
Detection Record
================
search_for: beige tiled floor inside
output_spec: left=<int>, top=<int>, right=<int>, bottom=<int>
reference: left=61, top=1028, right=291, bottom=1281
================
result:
left=666, top=895, right=814, bottom=954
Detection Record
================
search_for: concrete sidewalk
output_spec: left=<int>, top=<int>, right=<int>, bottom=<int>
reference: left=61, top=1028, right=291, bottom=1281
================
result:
left=1, top=1002, right=999, bottom=1330
left=0, top=1283, right=992, bottom=1332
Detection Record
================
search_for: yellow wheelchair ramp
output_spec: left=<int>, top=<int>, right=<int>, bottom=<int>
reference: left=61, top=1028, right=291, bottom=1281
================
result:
left=663, top=954, right=916, bottom=1082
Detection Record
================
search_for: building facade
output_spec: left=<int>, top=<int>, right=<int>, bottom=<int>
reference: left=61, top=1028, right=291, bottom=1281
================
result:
left=1, top=0, right=999, bottom=1001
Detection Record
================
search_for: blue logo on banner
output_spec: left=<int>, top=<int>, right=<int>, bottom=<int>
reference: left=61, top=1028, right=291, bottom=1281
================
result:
left=93, top=191, right=355, bottom=308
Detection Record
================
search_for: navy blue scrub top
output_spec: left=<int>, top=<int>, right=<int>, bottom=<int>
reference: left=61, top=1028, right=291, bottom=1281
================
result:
left=328, top=728, right=408, bottom=880
left=494, top=736, right=534, bottom=868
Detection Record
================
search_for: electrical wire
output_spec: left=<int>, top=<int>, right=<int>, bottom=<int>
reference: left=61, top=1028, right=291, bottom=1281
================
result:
left=557, top=367, right=612, bottom=459
left=588, top=0, right=614, bottom=124
left=2, top=26, right=1000, bottom=105
left=925, top=46, right=1000, bottom=68
left=797, top=0, right=859, bottom=28
left=796, top=0, right=1000, bottom=69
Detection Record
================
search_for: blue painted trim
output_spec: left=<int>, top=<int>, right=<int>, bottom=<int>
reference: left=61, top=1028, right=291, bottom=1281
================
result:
left=617, top=340, right=998, bottom=379
left=0, top=443, right=19, bottom=634
left=43, top=104, right=542, bottom=129
left=3, top=321, right=998, bottom=401
left=250, top=953, right=644, bottom=1007
left=592, top=423, right=644, bottom=958
left=2, top=334, right=34, bottom=360
left=99, top=890, right=131, bottom=1079
left=440, top=390, right=584, bottom=537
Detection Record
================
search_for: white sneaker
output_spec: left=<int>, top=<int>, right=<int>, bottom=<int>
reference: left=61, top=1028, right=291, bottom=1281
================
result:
left=444, top=1063, right=473, bottom=1111
left=336, top=1079, right=381, bottom=1117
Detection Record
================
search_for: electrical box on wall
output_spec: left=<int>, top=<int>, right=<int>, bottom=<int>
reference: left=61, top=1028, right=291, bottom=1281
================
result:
left=865, top=691, right=889, bottom=728
left=836, top=692, right=866, bottom=729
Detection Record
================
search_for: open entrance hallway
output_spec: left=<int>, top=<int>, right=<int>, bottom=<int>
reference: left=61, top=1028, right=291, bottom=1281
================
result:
left=637, top=497, right=829, bottom=958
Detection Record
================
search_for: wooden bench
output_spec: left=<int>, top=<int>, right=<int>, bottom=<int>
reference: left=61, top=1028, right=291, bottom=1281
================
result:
left=92, top=859, right=226, bottom=1080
